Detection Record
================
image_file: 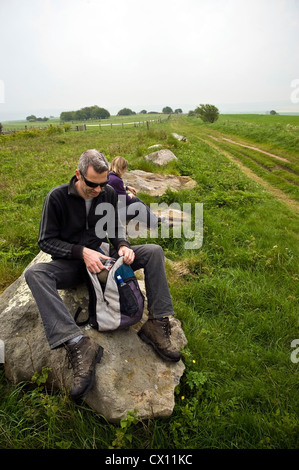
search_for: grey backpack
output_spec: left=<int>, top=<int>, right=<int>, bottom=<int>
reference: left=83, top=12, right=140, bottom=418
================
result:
left=78, top=256, right=144, bottom=331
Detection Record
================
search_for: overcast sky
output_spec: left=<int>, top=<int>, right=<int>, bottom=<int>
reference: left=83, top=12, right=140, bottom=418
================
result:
left=1, top=0, right=298, bottom=119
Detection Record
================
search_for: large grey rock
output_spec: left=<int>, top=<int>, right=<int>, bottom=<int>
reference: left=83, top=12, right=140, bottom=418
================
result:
left=124, top=169, right=196, bottom=197
left=0, top=251, right=187, bottom=423
left=144, top=149, right=178, bottom=166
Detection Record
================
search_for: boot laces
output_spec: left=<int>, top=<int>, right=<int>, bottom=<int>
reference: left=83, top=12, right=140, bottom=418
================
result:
left=161, top=318, right=172, bottom=344
left=66, top=344, right=85, bottom=377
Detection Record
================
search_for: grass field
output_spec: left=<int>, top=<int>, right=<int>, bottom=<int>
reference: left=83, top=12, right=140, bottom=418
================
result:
left=186, top=114, right=299, bottom=207
left=0, top=114, right=298, bottom=449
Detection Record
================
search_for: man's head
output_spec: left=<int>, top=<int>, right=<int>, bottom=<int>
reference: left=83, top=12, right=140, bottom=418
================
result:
left=78, top=149, right=109, bottom=176
left=75, top=149, right=109, bottom=199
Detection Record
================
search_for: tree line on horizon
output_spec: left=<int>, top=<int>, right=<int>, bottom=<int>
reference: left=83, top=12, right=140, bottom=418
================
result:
left=59, top=105, right=184, bottom=121
left=24, top=104, right=220, bottom=124
left=60, top=105, right=110, bottom=122
left=26, top=114, right=49, bottom=122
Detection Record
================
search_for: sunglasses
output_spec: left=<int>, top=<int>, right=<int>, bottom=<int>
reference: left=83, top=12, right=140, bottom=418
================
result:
left=80, top=172, right=108, bottom=188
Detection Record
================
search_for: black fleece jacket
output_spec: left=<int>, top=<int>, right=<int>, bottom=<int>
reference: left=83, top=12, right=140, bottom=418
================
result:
left=38, top=176, right=130, bottom=259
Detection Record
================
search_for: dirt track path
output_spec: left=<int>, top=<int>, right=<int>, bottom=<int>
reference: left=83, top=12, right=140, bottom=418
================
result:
left=208, top=135, right=290, bottom=162
left=200, top=135, right=299, bottom=214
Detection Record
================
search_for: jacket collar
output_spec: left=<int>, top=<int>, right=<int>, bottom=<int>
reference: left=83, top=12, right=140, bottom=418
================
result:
left=68, top=175, right=80, bottom=197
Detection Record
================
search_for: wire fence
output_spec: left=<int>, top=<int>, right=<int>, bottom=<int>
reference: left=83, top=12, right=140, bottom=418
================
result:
left=0, top=115, right=171, bottom=135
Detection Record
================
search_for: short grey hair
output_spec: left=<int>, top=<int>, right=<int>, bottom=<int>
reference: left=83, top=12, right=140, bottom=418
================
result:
left=78, top=149, right=109, bottom=176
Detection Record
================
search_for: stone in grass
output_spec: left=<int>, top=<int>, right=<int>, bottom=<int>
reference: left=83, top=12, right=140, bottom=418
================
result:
left=0, top=251, right=187, bottom=423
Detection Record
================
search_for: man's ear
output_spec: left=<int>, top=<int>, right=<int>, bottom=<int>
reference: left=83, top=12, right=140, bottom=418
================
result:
left=75, top=169, right=81, bottom=180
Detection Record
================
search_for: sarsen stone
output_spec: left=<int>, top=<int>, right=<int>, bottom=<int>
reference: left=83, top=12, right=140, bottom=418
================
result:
left=0, top=251, right=187, bottom=423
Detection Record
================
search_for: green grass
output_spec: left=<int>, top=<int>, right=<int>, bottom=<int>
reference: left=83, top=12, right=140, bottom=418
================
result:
left=0, top=114, right=298, bottom=449
left=208, top=142, right=299, bottom=202
left=184, top=114, right=299, bottom=207
left=195, top=113, right=299, bottom=156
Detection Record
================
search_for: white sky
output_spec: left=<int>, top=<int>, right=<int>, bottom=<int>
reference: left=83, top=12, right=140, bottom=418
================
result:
left=1, top=0, right=299, bottom=119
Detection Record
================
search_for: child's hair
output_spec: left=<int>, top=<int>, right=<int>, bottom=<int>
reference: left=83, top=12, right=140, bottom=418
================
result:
left=109, top=156, right=129, bottom=176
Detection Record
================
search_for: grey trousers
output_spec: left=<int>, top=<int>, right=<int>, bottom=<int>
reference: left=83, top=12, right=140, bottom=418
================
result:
left=25, top=244, right=174, bottom=349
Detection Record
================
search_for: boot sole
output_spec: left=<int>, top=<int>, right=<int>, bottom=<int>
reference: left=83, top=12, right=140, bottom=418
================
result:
left=138, top=331, right=180, bottom=362
left=71, top=345, right=104, bottom=401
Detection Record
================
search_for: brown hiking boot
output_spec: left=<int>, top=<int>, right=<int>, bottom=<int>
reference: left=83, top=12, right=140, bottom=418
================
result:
left=138, top=317, right=181, bottom=362
left=65, top=336, right=103, bottom=401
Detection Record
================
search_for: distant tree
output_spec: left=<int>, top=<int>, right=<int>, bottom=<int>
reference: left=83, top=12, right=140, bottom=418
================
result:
left=174, top=108, right=183, bottom=114
left=162, top=106, right=173, bottom=114
left=140, top=109, right=147, bottom=114
left=60, top=105, right=110, bottom=122
left=26, top=114, right=49, bottom=122
left=195, top=104, right=219, bottom=123
left=60, top=106, right=110, bottom=122
left=96, top=107, right=110, bottom=119
left=76, top=108, right=89, bottom=120
left=90, top=106, right=98, bottom=119
left=270, top=110, right=278, bottom=115
left=60, top=111, right=76, bottom=121
left=117, top=108, right=135, bottom=116
left=89, top=105, right=110, bottom=119
left=0, top=122, right=2, bottom=134
left=60, top=111, right=72, bottom=121
left=188, top=110, right=196, bottom=116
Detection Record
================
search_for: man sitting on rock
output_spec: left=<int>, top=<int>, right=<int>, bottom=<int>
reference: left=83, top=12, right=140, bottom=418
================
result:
left=25, top=149, right=181, bottom=401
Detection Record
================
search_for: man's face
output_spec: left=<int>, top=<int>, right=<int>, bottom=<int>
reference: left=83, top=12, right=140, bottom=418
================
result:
left=75, top=166, right=108, bottom=199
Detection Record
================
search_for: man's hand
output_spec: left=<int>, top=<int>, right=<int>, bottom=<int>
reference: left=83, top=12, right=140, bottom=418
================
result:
left=118, top=246, right=135, bottom=265
left=83, top=247, right=110, bottom=273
